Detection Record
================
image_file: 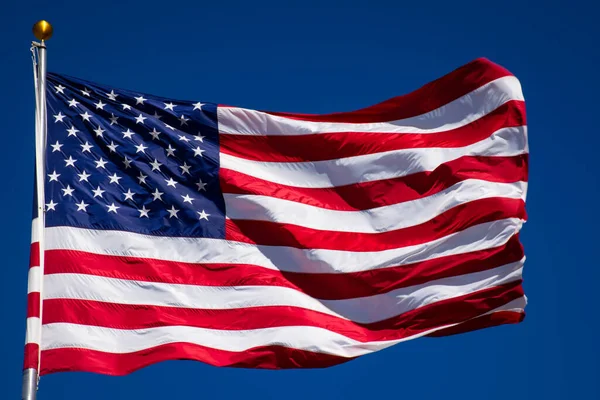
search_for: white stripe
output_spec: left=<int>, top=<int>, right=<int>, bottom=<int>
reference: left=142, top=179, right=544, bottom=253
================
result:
left=45, top=218, right=522, bottom=274
left=218, top=76, right=523, bottom=136
left=40, top=322, right=396, bottom=357
left=28, top=267, right=41, bottom=294
left=220, top=126, right=527, bottom=188
left=43, top=260, right=523, bottom=324
left=31, top=217, right=40, bottom=244
left=225, top=180, right=527, bottom=233
left=25, top=317, right=41, bottom=345
left=40, top=292, right=526, bottom=357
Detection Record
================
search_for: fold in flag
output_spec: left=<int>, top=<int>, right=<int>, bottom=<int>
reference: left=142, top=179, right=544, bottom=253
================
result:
left=25, top=57, right=528, bottom=376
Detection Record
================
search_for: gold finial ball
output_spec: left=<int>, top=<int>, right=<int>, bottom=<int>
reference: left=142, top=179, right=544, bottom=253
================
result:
left=32, top=20, right=53, bottom=41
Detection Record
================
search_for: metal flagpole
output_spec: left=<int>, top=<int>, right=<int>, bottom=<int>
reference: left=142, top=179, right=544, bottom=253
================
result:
left=22, top=368, right=37, bottom=400
left=23, top=20, right=53, bottom=400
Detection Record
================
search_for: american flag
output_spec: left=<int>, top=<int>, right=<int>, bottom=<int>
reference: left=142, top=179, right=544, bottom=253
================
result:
left=24, top=58, right=528, bottom=375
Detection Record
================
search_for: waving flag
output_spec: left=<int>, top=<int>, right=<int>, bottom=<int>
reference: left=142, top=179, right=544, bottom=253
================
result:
left=24, top=57, right=528, bottom=376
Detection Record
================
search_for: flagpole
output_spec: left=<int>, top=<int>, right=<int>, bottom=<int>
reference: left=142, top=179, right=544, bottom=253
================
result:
left=22, top=368, right=37, bottom=400
left=23, top=20, right=52, bottom=400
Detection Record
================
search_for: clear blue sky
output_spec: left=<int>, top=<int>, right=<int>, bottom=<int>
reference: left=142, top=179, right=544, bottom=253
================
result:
left=1, top=0, right=598, bottom=398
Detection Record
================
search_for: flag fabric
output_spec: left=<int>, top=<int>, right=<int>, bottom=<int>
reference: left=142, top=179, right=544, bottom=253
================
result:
left=24, top=57, right=528, bottom=376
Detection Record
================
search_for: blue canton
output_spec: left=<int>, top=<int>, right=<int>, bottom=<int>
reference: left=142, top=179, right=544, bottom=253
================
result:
left=45, top=73, right=224, bottom=239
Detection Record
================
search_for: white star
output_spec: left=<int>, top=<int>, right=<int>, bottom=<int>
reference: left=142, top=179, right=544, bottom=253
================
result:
left=150, top=159, right=162, bottom=172
left=149, top=128, right=161, bottom=140
left=122, top=103, right=132, bottom=111
left=179, top=135, right=190, bottom=142
left=109, top=114, right=119, bottom=125
left=195, top=179, right=207, bottom=191
left=94, top=126, right=105, bottom=137
left=61, top=185, right=74, bottom=197
left=164, top=102, right=176, bottom=111
left=55, top=85, right=65, bottom=94
left=135, top=143, right=148, bottom=153
left=179, top=162, right=191, bottom=175
left=92, top=186, right=105, bottom=198
left=194, top=134, right=205, bottom=142
left=108, top=173, right=122, bottom=184
left=153, top=111, right=162, bottom=120
left=135, top=114, right=147, bottom=124
left=138, top=205, right=150, bottom=218
left=181, top=194, right=194, bottom=204
left=122, top=129, right=135, bottom=139
left=107, top=203, right=120, bottom=213
left=81, top=88, right=91, bottom=96
left=193, top=146, right=205, bottom=157
left=151, top=188, right=164, bottom=201
left=80, top=111, right=92, bottom=122
left=137, top=172, right=148, bottom=185
left=76, top=200, right=89, bottom=212
left=81, top=142, right=93, bottom=153
left=95, top=100, right=106, bottom=110
left=77, top=170, right=91, bottom=182
left=51, top=141, right=63, bottom=152
left=167, top=205, right=179, bottom=219
left=67, top=126, right=79, bottom=137
left=123, top=157, right=133, bottom=169
left=179, top=115, right=189, bottom=126
left=123, top=189, right=135, bottom=201
left=48, top=170, right=60, bottom=182
left=107, top=141, right=119, bottom=153
left=93, top=158, right=107, bottom=170
left=164, top=123, right=176, bottom=131
left=46, top=200, right=57, bottom=211
left=107, top=90, right=118, bottom=101
left=54, top=112, right=66, bottom=123
left=135, top=95, right=147, bottom=105
left=193, top=102, right=205, bottom=111
left=166, top=145, right=176, bottom=157
left=64, top=156, right=77, bottom=167
left=68, top=98, right=80, bottom=108
left=165, top=177, right=177, bottom=188
left=197, top=210, right=210, bottom=221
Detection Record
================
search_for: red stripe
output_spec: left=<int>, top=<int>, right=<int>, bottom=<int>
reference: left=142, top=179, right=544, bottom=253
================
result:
left=42, top=282, right=523, bottom=344
left=221, top=154, right=529, bottom=211
left=27, top=292, right=40, bottom=318
left=29, top=242, right=39, bottom=268
left=41, top=343, right=350, bottom=375
left=44, top=236, right=523, bottom=300
left=23, top=343, right=39, bottom=370
left=428, top=310, right=525, bottom=337
left=220, top=101, right=525, bottom=162
left=240, top=58, right=513, bottom=124
left=226, top=197, right=526, bottom=251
